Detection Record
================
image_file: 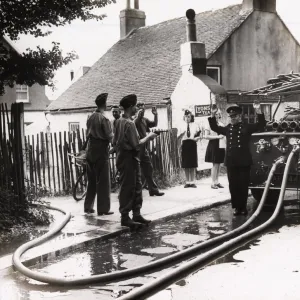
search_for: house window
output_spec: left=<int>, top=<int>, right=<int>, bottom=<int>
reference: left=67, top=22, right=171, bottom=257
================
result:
left=69, top=122, right=80, bottom=132
left=16, top=84, right=29, bottom=103
left=206, top=66, right=221, bottom=84
left=240, top=104, right=272, bottom=124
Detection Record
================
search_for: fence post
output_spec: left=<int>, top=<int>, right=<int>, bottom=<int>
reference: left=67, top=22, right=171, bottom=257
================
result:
left=19, top=103, right=26, bottom=189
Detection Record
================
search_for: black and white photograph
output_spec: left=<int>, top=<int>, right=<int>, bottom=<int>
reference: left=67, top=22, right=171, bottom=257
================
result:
left=1, top=0, right=300, bottom=299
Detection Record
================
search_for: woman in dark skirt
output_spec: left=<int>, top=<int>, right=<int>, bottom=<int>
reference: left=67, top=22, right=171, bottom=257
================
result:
left=204, top=108, right=225, bottom=189
left=180, top=110, right=202, bottom=188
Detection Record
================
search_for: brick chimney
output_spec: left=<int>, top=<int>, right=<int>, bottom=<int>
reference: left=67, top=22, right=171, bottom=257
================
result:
left=180, top=9, right=207, bottom=75
left=242, top=0, right=276, bottom=13
left=119, top=0, right=146, bottom=39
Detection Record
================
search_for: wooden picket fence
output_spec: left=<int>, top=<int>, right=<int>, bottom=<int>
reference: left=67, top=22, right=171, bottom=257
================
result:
left=0, top=102, right=181, bottom=202
left=0, top=103, right=25, bottom=204
left=148, top=128, right=180, bottom=176
left=24, top=129, right=86, bottom=194
left=23, top=128, right=180, bottom=195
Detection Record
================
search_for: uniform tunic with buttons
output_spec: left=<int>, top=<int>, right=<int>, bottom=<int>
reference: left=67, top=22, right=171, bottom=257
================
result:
left=208, top=114, right=266, bottom=210
left=208, top=114, right=266, bottom=167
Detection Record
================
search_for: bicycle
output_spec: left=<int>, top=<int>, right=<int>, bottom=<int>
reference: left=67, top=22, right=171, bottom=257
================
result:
left=68, top=152, right=87, bottom=201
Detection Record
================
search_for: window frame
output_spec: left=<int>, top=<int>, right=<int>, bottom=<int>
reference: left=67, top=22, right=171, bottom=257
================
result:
left=240, top=104, right=272, bottom=124
left=16, top=84, right=29, bottom=103
left=69, top=122, right=80, bottom=132
left=206, top=66, right=221, bottom=84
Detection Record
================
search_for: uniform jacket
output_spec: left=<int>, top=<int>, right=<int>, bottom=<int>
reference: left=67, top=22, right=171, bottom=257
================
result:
left=208, top=114, right=266, bottom=167
left=113, top=116, right=140, bottom=161
left=86, top=110, right=113, bottom=163
left=134, top=116, right=157, bottom=139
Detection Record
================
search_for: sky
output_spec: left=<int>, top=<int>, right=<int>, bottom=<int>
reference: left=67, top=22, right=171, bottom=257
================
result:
left=14, top=0, right=300, bottom=100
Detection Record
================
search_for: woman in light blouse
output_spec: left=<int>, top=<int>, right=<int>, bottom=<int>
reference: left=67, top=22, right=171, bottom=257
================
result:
left=204, top=107, right=225, bottom=189
left=180, top=110, right=202, bottom=188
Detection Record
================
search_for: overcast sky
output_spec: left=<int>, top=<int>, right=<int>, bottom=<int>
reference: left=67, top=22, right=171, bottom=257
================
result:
left=14, top=0, right=300, bottom=100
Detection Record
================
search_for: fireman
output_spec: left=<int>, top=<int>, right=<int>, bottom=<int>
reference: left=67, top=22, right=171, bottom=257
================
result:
left=113, top=94, right=158, bottom=228
left=208, top=102, right=266, bottom=216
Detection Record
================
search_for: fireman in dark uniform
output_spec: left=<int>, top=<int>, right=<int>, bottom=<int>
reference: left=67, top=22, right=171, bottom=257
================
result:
left=113, top=94, right=158, bottom=228
left=208, top=102, right=266, bottom=216
left=134, top=102, right=164, bottom=196
left=84, top=93, right=114, bottom=215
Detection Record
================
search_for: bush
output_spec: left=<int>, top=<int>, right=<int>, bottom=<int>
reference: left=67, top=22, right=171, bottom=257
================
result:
left=0, top=183, right=53, bottom=232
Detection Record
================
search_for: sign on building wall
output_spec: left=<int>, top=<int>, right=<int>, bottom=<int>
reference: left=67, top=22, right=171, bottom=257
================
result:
left=195, top=105, right=211, bottom=117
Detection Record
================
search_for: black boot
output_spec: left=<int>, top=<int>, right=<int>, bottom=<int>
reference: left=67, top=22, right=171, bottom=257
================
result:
left=149, top=191, right=165, bottom=196
left=133, top=215, right=151, bottom=225
left=121, top=215, right=142, bottom=228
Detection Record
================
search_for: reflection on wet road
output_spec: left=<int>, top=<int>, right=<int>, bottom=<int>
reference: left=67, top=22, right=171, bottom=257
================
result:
left=1, top=198, right=300, bottom=300
left=150, top=200, right=300, bottom=300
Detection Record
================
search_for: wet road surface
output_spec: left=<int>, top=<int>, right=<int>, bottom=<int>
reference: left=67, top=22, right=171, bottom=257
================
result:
left=1, top=197, right=300, bottom=300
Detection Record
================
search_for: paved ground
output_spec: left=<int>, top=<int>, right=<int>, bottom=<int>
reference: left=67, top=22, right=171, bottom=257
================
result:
left=0, top=175, right=231, bottom=275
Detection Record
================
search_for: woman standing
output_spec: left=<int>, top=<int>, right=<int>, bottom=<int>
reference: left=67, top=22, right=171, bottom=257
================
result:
left=204, top=107, right=225, bottom=189
left=180, top=110, right=201, bottom=188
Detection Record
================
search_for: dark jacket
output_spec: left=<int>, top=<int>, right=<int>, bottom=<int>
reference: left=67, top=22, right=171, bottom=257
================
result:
left=208, top=114, right=266, bottom=167
left=86, top=110, right=113, bottom=163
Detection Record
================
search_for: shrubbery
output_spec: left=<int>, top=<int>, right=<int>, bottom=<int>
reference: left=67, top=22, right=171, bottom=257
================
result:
left=0, top=183, right=53, bottom=232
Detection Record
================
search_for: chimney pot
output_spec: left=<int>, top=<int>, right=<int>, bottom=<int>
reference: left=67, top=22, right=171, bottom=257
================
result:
left=134, top=0, right=139, bottom=9
left=70, top=70, right=74, bottom=81
left=119, top=3, right=146, bottom=39
left=186, top=9, right=197, bottom=42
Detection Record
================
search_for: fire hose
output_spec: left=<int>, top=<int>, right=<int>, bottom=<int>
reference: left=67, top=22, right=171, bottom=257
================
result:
left=119, top=145, right=300, bottom=300
left=12, top=151, right=292, bottom=287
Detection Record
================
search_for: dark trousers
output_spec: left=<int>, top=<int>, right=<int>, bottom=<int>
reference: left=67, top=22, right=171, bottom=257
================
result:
left=84, top=139, right=111, bottom=213
left=227, top=166, right=251, bottom=210
left=116, top=150, right=143, bottom=217
left=140, top=147, right=158, bottom=193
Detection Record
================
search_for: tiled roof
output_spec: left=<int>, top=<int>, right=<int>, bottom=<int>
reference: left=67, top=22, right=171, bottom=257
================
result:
left=48, top=4, right=251, bottom=111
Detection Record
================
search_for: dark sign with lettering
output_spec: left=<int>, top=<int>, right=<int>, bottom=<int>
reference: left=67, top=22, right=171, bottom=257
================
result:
left=195, top=105, right=211, bottom=117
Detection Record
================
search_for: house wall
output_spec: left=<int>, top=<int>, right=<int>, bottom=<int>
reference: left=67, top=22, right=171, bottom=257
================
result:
left=46, top=107, right=169, bottom=134
left=171, top=71, right=228, bottom=170
left=209, top=10, right=300, bottom=92
left=0, top=84, right=50, bottom=111
left=24, top=112, right=50, bottom=136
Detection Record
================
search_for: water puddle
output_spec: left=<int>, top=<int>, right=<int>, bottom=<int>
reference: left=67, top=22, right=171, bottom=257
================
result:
left=4, top=198, right=300, bottom=300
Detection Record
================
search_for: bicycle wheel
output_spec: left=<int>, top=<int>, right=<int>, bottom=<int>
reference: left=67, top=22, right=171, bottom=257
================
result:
left=73, top=170, right=87, bottom=201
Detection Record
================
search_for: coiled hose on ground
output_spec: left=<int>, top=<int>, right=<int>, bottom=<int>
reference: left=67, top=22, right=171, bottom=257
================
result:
left=12, top=153, right=290, bottom=287
left=119, top=146, right=300, bottom=300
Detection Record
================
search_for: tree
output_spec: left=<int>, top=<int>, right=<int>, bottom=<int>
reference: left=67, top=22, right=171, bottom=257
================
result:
left=0, top=0, right=116, bottom=94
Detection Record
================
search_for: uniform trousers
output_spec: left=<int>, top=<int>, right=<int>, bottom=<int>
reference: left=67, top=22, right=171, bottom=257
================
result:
left=84, top=139, right=111, bottom=213
left=140, top=145, right=159, bottom=193
left=116, top=150, right=143, bottom=217
left=227, top=166, right=251, bottom=210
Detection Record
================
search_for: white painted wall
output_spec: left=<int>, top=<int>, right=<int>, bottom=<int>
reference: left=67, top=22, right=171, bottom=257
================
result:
left=171, top=71, right=216, bottom=170
left=46, top=111, right=91, bottom=133
left=24, top=111, right=49, bottom=136
left=171, top=71, right=212, bottom=130
left=44, top=107, right=169, bottom=135
left=141, top=107, right=169, bottom=129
